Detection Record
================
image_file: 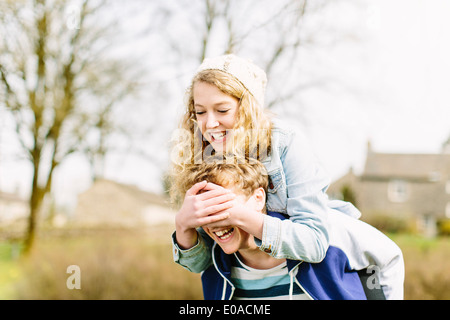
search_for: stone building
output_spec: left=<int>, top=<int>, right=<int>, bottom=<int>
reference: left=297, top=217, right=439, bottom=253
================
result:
left=73, top=179, right=175, bottom=228
left=328, top=142, right=450, bottom=236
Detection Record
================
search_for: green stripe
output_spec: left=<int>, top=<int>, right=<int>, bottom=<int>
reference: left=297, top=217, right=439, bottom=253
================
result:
left=234, top=284, right=304, bottom=298
left=231, top=274, right=291, bottom=290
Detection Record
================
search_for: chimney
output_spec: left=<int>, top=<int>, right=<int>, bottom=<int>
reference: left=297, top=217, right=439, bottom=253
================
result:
left=367, top=140, right=373, bottom=154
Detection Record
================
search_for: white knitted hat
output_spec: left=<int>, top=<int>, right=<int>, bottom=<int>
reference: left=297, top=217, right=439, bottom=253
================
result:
left=196, top=54, right=267, bottom=107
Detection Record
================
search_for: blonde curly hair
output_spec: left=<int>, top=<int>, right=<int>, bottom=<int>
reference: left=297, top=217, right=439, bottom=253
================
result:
left=169, top=69, right=273, bottom=203
left=174, top=158, right=269, bottom=203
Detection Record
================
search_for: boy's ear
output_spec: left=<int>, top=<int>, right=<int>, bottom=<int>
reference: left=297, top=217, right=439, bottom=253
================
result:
left=253, top=187, right=266, bottom=213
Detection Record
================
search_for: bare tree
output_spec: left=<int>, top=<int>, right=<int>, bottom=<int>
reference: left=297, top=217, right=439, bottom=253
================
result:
left=0, top=0, right=141, bottom=253
left=155, top=0, right=351, bottom=116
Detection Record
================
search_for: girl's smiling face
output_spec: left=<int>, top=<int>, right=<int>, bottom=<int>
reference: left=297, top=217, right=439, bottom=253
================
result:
left=193, top=81, right=239, bottom=153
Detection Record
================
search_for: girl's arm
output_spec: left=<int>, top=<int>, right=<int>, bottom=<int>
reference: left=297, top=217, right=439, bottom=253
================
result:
left=258, top=126, right=331, bottom=262
left=199, top=127, right=330, bottom=263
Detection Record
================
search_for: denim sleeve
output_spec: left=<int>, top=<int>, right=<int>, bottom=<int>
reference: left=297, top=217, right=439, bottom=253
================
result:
left=257, top=128, right=330, bottom=262
left=171, top=228, right=213, bottom=273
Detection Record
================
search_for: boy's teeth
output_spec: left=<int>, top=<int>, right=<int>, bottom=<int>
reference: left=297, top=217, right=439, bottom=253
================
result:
left=215, top=228, right=233, bottom=239
left=216, top=229, right=229, bottom=236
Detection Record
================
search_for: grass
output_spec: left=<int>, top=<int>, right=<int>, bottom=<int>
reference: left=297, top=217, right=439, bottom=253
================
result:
left=389, top=233, right=450, bottom=300
left=0, top=243, right=22, bottom=300
left=1, top=224, right=203, bottom=300
left=0, top=227, right=449, bottom=300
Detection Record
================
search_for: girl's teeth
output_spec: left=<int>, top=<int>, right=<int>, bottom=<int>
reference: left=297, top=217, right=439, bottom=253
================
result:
left=211, top=132, right=225, bottom=140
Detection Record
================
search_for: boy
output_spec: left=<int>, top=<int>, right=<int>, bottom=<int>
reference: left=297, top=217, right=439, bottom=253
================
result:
left=172, top=160, right=404, bottom=300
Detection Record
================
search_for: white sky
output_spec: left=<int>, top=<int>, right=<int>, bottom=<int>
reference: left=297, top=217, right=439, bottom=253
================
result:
left=364, top=0, right=450, bottom=154
left=1, top=0, right=449, bottom=210
left=305, top=0, right=450, bottom=180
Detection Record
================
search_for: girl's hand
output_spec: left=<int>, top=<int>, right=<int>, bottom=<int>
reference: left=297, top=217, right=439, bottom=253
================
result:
left=202, top=196, right=264, bottom=241
left=175, top=181, right=235, bottom=249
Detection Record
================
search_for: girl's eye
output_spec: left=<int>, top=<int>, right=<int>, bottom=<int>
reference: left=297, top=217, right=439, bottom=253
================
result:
left=218, top=109, right=230, bottom=113
left=195, top=111, right=205, bottom=115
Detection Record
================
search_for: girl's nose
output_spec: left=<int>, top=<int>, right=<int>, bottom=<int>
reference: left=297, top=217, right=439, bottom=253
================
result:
left=206, top=115, right=219, bottom=129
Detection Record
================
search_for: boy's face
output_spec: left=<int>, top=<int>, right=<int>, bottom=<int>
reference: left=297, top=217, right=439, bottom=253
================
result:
left=202, top=186, right=265, bottom=255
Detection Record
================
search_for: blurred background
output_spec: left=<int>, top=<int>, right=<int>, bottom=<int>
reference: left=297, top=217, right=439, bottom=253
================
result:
left=0, top=0, right=449, bottom=299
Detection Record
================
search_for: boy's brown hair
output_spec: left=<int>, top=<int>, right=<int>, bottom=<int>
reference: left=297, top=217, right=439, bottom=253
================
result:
left=175, top=159, right=269, bottom=201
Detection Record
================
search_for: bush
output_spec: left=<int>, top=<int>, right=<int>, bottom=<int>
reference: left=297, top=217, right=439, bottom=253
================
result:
left=394, top=234, right=450, bottom=300
left=362, top=214, right=412, bottom=234
left=12, top=226, right=203, bottom=299
left=437, top=219, right=450, bottom=236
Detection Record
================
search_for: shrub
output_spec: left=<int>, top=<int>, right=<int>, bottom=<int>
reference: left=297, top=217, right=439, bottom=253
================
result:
left=13, top=226, right=203, bottom=299
left=362, top=214, right=412, bottom=234
left=437, top=219, right=450, bottom=236
left=394, top=235, right=450, bottom=300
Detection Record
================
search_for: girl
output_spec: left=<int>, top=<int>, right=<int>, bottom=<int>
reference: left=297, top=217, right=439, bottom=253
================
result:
left=170, top=54, right=360, bottom=272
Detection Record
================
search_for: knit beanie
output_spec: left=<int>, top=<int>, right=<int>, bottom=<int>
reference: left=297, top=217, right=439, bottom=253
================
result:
left=196, top=54, right=267, bottom=108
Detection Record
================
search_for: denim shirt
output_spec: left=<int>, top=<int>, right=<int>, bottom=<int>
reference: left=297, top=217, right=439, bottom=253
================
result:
left=257, top=119, right=330, bottom=261
left=173, top=119, right=361, bottom=272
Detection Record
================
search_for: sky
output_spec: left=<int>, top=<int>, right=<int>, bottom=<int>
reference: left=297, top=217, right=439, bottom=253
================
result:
left=304, top=0, right=450, bottom=179
left=0, top=0, right=449, bottom=210
left=362, top=0, right=450, bottom=155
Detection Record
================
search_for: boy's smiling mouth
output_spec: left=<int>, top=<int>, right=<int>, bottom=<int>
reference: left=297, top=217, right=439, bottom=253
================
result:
left=214, top=227, right=235, bottom=241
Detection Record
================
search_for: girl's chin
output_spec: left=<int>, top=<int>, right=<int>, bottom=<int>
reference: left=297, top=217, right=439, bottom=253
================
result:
left=212, top=146, right=226, bottom=153
left=206, top=134, right=231, bottom=152
left=210, top=140, right=226, bottom=150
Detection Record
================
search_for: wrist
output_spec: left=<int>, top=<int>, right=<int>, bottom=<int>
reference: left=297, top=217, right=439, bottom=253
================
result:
left=175, top=225, right=198, bottom=250
left=237, top=209, right=264, bottom=239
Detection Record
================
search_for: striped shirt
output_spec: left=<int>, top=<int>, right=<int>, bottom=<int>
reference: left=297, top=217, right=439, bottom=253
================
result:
left=230, top=253, right=311, bottom=300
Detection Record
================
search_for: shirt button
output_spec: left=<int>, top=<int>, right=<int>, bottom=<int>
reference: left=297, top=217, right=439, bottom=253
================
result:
left=268, top=177, right=274, bottom=189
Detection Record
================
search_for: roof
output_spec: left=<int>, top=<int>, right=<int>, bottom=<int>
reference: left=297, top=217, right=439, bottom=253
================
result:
left=0, top=191, right=27, bottom=203
left=81, top=179, right=170, bottom=207
left=111, top=180, right=170, bottom=207
left=73, top=178, right=174, bottom=227
left=362, top=152, right=450, bottom=181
